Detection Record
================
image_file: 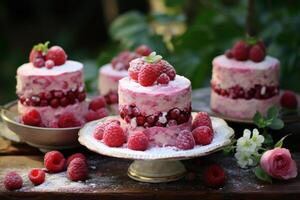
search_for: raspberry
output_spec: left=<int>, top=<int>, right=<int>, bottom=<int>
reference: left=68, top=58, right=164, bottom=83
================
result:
left=249, top=44, right=265, bottom=62
left=138, top=64, right=161, bottom=86
left=45, top=59, right=55, bottom=69
left=45, top=46, right=67, bottom=66
left=135, top=45, right=152, bottom=56
left=50, top=98, right=59, bottom=108
left=85, top=110, right=100, bottom=122
left=4, top=171, right=23, bottom=191
left=96, top=108, right=109, bottom=119
left=203, top=164, right=225, bottom=188
left=44, top=150, right=66, bottom=173
left=257, top=40, right=266, bottom=53
left=89, top=96, right=106, bottom=111
left=175, top=130, right=195, bottom=150
left=192, top=126, right=213, bottom=145
left=128, top=131, right=149, bottom=151
left=29, top=49, right=43, bottom=63
left=225, top=49, right=233, bottom=58
left=280, top=90, right=298, bottom=109
left=33, top=58, right=45, bottom=68
left=28, top=168, right=45, bottom=185
left=107, top=92, right=118, bottom=104
left=158, top=60, right=176, bottom=80
left=93, top=120, right=120, bottom=140
left=67, top=158, right=88, bottom=181
left=58, top=112, right=81, bottom=128
left=232, top=40, right=249, bottom=61
left=128, top=58, right=145, bottom=81
left=157, top=73, right=170, bottom=85
left=111, top=51, right=139, bottom=70
left=22, top=109, right=42, bottom=126
left=103, top=123, right=125, bottom=147
left=192, top=112, right=212, bottom=130
left=66, top=153, right=86, bottom=167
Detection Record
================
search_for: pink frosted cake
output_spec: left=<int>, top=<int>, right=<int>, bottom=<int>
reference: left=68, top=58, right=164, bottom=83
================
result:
left=16, top=42, right=89, bottom=128
left=98, top=45, right=152, bottom=105
left=118, top=52, right=192, bottom=147
left=211, top=39, right=280, bottom=119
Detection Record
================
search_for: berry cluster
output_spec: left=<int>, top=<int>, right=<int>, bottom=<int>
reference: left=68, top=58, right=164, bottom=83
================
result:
left=3, top=151, right=88, bottom=190
left=128, top=52, right=176, bottom=86
left=225, top=39, right=266, bottom=62
left=212, top=83, right=280, bottom=100
left=18, top=87, right=86, bottom=108
left=29, top=41, right=67, bottom=68
left=111, top=45, right=152, bottom=71
left=119, top=105, right=191, bottom=128
left=103, top=91, right=118, bottom=105
left=85, top=95, right=110, bottom=122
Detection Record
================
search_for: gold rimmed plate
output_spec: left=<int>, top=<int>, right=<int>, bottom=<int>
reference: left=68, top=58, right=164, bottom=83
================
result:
left=192, top=87, right=300, bottom=124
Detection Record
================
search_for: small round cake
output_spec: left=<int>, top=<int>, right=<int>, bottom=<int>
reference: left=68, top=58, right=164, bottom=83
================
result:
left=211, top=39, right=280, bottom=119
left=16, top=42, right=89, bottom=128
left=118, top=53, right=192, bottom=147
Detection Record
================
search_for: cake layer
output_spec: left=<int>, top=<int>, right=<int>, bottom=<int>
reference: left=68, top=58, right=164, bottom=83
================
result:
left=212, top=55, right=280, bottom=90
left=18, top=101, right=89, bottom=128
left=118, top=75, right=191, bottom=116
left=211, top=90, right=279, bottom=119
left=98, top=64, right=128, bottom=95
left=16, top=61, right=84, bottom=98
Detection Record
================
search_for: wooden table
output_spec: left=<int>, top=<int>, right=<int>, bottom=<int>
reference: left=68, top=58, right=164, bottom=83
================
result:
left=0, top=136, right=300, bottom=200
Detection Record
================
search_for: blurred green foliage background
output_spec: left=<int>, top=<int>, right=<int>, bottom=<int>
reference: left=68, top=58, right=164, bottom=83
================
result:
left=1, top=0, right=300, bottom=104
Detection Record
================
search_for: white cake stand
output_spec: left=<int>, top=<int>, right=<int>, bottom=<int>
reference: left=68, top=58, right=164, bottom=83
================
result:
left=78, top=115, right=234, bottom=183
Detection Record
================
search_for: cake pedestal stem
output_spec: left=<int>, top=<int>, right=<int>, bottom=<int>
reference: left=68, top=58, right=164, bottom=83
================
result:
left=127, top=160, right=186, bottom=183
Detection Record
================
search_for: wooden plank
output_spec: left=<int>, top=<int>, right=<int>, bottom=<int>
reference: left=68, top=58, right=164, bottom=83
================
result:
left=0, top=153, right=299, bottom=200
left=0, top=137, right=41, bottom=156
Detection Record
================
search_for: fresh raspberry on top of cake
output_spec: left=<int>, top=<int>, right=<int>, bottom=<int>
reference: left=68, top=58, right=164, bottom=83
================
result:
left=29, top=41, right=67, bottom=68
left=128, top=52, right=177, bottom=86
left=134, top=45, right=152, bottom=56
left=111, top=51, right=140, bottom=71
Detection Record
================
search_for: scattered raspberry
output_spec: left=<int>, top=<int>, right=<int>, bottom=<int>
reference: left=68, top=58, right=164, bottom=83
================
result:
left=28, top=168, right=45, bottom=185
left=225, top=49, right=233, bottom=58
left=84, top=110, right=101, bottom=122
left=44, top=150, right=66, bottom=173
left=175, top=130, right=195, bottom=150
left=138, top=64, right=161, bottom=86
left=103, top=123, right=125, bottom=147
left=280, top=90, right=298, bottom=109
left=203, top=164, right=225, bottom=188
left=157, top=73, right=170, bottom=85
left=93, top=120, right=120, bottom=140
left=192, top=126, right=213, bottom=145
left=45, top=46, right=67, bottom=66
left=128, top=131, right=149, bottom=151
left=45, top=59, right=55, bottom=69
left=96, top=108, right=109, bottom=119
left=249, top=44, right=265, bottom=62
left=66, top=153, right=86, bottom=167
left=89, top=96, right=106, bottom=111
left=4, top=171, right=23, bottom=191
left=58, top=112, right=81, bottom=128
left=67, top=158, right=88, bottom=181
left=135, top=45, right=152, bottom=56
left=22, top=109, right=42, bottom=126
left=232, top=40, right=249, bottom=61
left=192, top=112, right=212, bottom=130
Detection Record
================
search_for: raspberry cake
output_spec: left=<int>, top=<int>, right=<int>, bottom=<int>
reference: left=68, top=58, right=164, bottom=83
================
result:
left=119, top=52, right=192, bottom=147
left=16, top=42, right=89, bottom=128
left=98, top=45, right=152, bottom=106
left=211, top=39, right=280, bottom=119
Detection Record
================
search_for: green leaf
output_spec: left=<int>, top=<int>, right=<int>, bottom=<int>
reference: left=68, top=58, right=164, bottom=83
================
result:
left=263, top=133, right=274, bottom=147
left=274, top=134, right=291, bottom=148
left=269, top=118, right=284, bottom=130
left=143, top=52, right=162, bottom=63
left=254, top=166, right=272, bottom=183
left=267, top=106, right=279, bottom=120
left=223, top=145, right=235, bottom=155
left=246, top=36, right=258, bottom=45
left=253, top=111, right=267, bottom=128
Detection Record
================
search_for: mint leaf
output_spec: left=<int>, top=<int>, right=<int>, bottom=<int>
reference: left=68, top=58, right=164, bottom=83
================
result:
left=143, top=52, right=162, bottom=63
left=269, top=118, right=284, bottom=130
left=246, top=36, right=258, bottom=45
left=33, top=41, right=49, bottom=53
left=274, top=134, right=291, bottom=148
left=267, top=106, right=279, bottom=120
left=263, top=133, right=274, bottom=147
left=253, top=111, right=264, bottom=128
left=254, top=166, right=272, bottom=183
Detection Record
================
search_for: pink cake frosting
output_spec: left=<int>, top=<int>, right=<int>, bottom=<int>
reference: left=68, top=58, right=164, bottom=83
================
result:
left=16, top=60, right=89, bottom=127
left=98, top=64, right=128, bottom=95
left=118, top=75, right=192, bottom=147
left=211, top=55, right=280, bottom=119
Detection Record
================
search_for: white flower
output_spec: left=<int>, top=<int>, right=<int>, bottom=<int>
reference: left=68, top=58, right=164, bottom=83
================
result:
left=236, top=129, right=257, bottom=153
left=251, top=128, right=264, bottom=148
left=235, top=151, right=256, bottom=168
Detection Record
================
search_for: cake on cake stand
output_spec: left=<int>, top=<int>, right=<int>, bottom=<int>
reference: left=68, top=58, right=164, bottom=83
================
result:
left=78, top=115, right=234, bottom=183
